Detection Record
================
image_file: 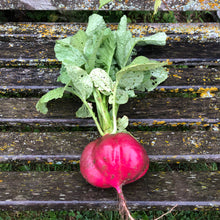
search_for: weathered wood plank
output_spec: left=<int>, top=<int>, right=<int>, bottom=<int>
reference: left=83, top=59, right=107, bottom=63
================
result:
left=0, top=96, right=220, bottom=127
left=1, top=96, right=219, bottom=120
left=0, top=23, right=220, bottom=66
left=0, top=67, right=219, bottom=93
left=0, top=23, right=218, bottom=66
left=0, top=171, right=219, bottom=211
left=0, top=131, right=219, bottom=163
left=0, top=0, right=219, bottom=11
left=1, top=23, right=219, bottom=41
left=0, top=97, right=219, bottom=127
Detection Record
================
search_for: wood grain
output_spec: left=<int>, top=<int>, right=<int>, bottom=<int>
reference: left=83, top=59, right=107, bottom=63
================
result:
left=0, top=97, right=219, bottom=126
left=0, top=131, right=219, bottom=163
left=0, top=0, right=219, bottom=11
left=0, top=0, right=219, bottom=212
left=0, top=23, right=219, bottom=66
left=0, top=171, right=219, bottom=211
left=0, top=67, right=219, bottom=93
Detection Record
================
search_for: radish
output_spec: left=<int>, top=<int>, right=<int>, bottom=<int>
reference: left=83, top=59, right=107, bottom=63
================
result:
left=80, top=133, right=149, bottom=219
left=36, top=14, right=168, bottom=219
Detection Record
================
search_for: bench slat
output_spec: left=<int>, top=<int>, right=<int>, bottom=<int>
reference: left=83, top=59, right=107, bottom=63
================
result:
left=0, top=97, right=219, bottom=126
left=1, top=67, right=219, bottom=93
left=0, top=0, right=219, bottom=215
left=0, top=171, right=219, bottom=211
left=0, top=131, right=219, bottom=163
left=0, top=0, right=219, bottom=11
left=0, top=42, right=218, bottom=66
left=1, top=23, right=219, bottom=40
left=0, top=23, right=219, bottom=67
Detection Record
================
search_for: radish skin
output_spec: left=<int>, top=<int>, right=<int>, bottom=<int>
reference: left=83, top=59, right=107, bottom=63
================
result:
left=80, top=133, right=149, bottom=219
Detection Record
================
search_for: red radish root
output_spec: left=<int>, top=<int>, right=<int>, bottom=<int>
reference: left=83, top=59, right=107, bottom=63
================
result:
left=117, top=186, right=135, bottom=220
left=80, top=133, right=149, bottom=219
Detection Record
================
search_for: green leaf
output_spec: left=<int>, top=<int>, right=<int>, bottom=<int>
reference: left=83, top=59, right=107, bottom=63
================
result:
left=99, top=0, right=112, bottom=9
left=84, top=30, right=105, bottom=73
left=115, top=56, right=168, bottom=95
left=114, top=15, right=133, bottom=68
left=116, top=56, right=165, bottom=86
left=90, top=68, right=113, bottom=96
left=57, top=65, right=71, bottom=84
left=135, top=32, right=167, bottom=46
left=114, top=16, right=167, bottom=68
left=54, top=37, right=86, bottom=66
left=154, top=0, right=162, bottom=15
left=85, top=27, right=116, bottom=73
left=118, top=71, right=144, bottom=90
left=86, top=14, right=106, bottom=37
left=109, top=88, right=128, bottom=105
left=36, top=87, right=65, bottom=114
left=117, top=115, right=129, bottom=132
left=70, top=30, right=87, bottom=54
left=96, top=29, right=116, bottom=73
left=137, top=67, right=169, bottom=92
left=76, top=103, right=92, bottom=118
left=121, top=32, right=167, bottom=67
left=127, top=89, right=136, bottom=98
left=66, top=65, right=93, bottom=100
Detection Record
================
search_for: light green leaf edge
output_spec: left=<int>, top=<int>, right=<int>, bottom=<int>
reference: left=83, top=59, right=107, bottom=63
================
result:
left=116, top=56, right=166, bottom=83
left=36, top=87, right=66, bottom=114
left=114, top=15, right=167, bottom=68
left=117, top=115, right=129, bottom=133
left=154, top=0, right=162, bottom=15
left=76, top=103, right=93, bottom=118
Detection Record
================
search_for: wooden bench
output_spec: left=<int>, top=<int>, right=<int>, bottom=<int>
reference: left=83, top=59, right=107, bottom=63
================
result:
left=0, top=0, right=219, bottom=214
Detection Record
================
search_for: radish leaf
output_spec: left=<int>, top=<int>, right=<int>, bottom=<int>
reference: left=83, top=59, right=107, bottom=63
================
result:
left=54, top=37, right=86, bottom=66
left=99, top=0, right=112, bottom=8
left=137, top=67, right=169, bottom=92
left=114, top=15, right=132, bottom=68
left=114, top=16, right=167, bottom=69
left=36, top=14, right=169, bottom=135
left=95, top=29, right=116, bottom=73
left=86, top=14, right=106, bottom=36
left=84, top=30, right=105, bottom=73
left=116, top=56, right=166, bottom=92
left=118, top=71, right=144, bottom=90
left=70, top=30, right=87, bottom=54
left=66, top=65, right=93, bottom=100
left=57, top=65, right=71, bottom=84
left=109, top=88, right=128, bottom=105
left=36, top=87, right=66, bottom=114
left=76, top=103, right=93, bottom=118
left=117, top=115, right=129, bottom=132
left=90, top=68, right=113, bottom=95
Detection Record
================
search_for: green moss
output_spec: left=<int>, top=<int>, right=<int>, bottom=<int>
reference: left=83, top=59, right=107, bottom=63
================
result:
left=0, top=10, right=216, bottom=23
left=0, top=210, right=219, bottom=220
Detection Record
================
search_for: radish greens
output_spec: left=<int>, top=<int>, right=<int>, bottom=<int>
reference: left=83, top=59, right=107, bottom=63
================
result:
left=36, top=14, right=168, bottom=136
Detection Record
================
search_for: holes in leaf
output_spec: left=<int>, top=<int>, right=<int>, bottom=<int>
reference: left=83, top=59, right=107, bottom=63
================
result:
left=150, top=76, right=157, bottom=81
left=150, top=75, right=157, bottom=86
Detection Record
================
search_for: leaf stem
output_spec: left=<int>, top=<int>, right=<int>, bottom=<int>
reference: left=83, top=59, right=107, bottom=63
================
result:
left=66, top=87, right=104, bottom=136
left=93, top=89, right=112, bottom=135
left=82, top=99, right=105, bottom=136
left=112, top=81, right=119, bottom=134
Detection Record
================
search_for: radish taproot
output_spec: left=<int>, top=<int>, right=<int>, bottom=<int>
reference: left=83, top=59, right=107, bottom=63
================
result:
left=36, top=14, right=168, bottom=219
